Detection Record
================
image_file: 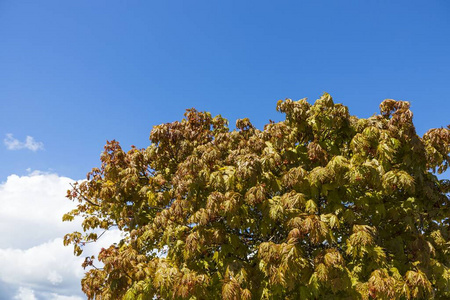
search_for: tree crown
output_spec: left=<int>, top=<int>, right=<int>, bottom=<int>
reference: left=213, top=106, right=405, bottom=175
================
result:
left=64, top=94, right=450, bottom=299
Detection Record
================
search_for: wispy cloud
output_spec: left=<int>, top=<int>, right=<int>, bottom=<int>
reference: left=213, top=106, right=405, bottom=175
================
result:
left=4, top=134, right=44, bottom=151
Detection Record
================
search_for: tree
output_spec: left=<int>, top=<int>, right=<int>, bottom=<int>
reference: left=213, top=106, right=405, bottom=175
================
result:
left=64, top=94, right=450, bottom=299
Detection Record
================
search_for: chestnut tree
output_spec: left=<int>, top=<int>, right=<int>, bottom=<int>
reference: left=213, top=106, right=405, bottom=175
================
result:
left=64, top=94, right=450, bottom=299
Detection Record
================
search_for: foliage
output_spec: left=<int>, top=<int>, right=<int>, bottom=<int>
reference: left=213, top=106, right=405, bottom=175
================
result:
left=64, top=94, right=450, bottom=299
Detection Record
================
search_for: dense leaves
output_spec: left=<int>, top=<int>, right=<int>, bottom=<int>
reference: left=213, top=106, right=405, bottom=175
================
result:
left=64, top=94, right=450, bottom=299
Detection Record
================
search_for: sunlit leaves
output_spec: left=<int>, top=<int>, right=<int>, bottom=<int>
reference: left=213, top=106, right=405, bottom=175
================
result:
left=64, top=94, right=450, bottom=299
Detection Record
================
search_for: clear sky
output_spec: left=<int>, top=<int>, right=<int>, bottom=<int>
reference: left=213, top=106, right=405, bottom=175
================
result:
left=0, top=1, right=449, bottom=299
left=1, top=0, right=450, bottom=180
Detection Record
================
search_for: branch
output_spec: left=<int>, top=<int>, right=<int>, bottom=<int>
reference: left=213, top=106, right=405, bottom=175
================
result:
left=70, top=183, right=100, bottom=207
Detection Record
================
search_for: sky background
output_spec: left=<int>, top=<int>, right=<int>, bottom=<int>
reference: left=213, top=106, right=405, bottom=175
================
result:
left=0, top=1, right=449, bottom=299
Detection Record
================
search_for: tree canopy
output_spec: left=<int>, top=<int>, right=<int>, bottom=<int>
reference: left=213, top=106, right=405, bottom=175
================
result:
left=64, top=94, right=450, bottom=299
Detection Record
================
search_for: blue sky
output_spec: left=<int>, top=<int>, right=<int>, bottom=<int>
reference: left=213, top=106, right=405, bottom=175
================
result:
left=1, top=0, right=449, bottom=180
left=0, top=1, right=449, bottom=299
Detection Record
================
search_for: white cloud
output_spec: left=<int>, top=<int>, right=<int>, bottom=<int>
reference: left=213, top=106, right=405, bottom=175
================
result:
left=0, top=173, right=78, bottom=249
left=14, top=287, right=37, bottom=300
left=1, top=239, right=84, bottom=297
left=0, top=172, right=123, bottom=299
left=48, top=271, right=63, bottom=286
left=48, top=294, right=83, bottom=300
left=4, top=134, right=44, bottom=151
